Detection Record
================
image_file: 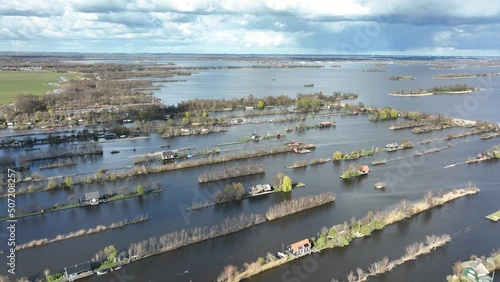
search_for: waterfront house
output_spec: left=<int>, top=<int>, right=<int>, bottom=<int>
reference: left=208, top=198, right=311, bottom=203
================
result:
left=286, top=239, right=312, bottom=257
left=249, top=184, right=272, bottom=195
left=319, top=121, right=332, bottom=128
left=64, top=261, right=92, bottom=281
left=80, top=191, right=101, bottom=205
left=161, top=150, right=175, bottom=161
left=358, top=165, right=370, bottom=174
left=250, top=133, right=260, bottom=141
left=461, top=259, right=493, bottom=282
left=104, top=132, right=116, bottom=139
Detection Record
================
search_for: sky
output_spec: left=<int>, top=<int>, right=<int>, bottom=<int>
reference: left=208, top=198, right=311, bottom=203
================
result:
left=1, top=0, right=500, bottom=56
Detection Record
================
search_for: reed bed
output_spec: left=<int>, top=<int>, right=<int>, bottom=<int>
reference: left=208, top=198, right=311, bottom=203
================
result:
left=16, top=215, right=150, bottom=251
left=114, top=213, right=265, bottom=262
left=219, top=184, right=479, bottom=282
left=309, top=158, right=331, bottom=165
left=346, top=234, right=451, bottom=282
left=198, top=164, right=265, bottom=183
left=265, top=192, right=335, bottom=220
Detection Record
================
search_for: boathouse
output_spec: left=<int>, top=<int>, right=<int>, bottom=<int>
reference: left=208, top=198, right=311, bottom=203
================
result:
left=319, top=121, right=332, bottom=128
left=161, top=151, right=175, bottom=161
left=249, top=184, right=272, bottom=195
left=286, top=239, right=312, bottom=257
left=64, top=261, right=92, bottom=281
left=80, top=191, right=100, bottom=205
left=461, top=258, right=493, bottom=282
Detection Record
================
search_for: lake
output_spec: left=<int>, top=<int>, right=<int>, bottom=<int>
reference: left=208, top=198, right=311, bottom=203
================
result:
left=0, top=56, right=499, bottom=282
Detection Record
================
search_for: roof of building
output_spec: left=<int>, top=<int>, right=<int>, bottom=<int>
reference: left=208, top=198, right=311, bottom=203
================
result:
left=84, top=191, right=100, bottom=201
left=289, top=239, right=311, bottom=253
left=64, top=261, right=91, bottom=276
left=463, top=259, right=491, bottom=277
left=162, top=150, right=174, bottom=157
left=359, top=165, right=370, bottom=172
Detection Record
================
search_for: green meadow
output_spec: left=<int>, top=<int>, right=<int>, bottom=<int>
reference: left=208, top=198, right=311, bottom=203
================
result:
left=0, top=71, right=78, bottom=104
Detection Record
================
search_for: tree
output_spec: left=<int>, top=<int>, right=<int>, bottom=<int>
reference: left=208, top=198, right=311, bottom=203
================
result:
left=136, top=184, right=144, bottom=195
left=104, top=245, right=117, bottom=263
left=332, top=151, right=343, bottom=160
left=14, top=94, right=47, bottom=114
left=389, top=109, right=398, bottom=119
left=257, top=100, right=265, bottom=109
left=272, top=173, right=286, bottom=188
left=379, top=109, right=388, bottom=120
left=282, top=176, right=292, bottom=192
left=64, top=176, right=74, bottom=188
left=47, top=179, right=57, bottom=190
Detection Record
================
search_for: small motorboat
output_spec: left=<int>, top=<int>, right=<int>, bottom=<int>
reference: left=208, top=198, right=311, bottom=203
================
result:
left=96, top=269, right=108, bottom=275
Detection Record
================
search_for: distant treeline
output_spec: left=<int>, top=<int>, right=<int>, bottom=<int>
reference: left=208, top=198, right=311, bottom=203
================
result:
left=178, top=92, right=358, bottom=113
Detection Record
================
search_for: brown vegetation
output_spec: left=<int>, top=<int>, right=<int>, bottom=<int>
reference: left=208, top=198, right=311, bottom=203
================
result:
left=198, top=164, right=265, bottom=183
left=265, top=192, right=335, bottom=220
left=16, top=215, right=150, bottom=251
left=122, top=213, right=265, bottom=262
left=219, top=184, right=479, bottom=282
left=214, top=182, right=245, bottom=203
left=348, top=234, right=451, bottom=281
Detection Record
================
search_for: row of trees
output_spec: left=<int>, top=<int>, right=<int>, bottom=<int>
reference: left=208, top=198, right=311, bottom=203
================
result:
left=198, top=164, right=265, bottom=183
left=265, top=192, right=335, bottom=220
left=370, top=108, right=398, bottom=120
left=120, top=213, right=265, bottom=261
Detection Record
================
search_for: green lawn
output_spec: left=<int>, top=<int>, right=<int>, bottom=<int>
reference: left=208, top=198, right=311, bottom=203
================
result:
left=486, top=210, right=500, bottom=222
left=0, top=71, right=79, bottom=104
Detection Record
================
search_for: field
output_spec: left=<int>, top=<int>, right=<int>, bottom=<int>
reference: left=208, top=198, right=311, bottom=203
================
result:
left=0, top=71, right=79, bottom=104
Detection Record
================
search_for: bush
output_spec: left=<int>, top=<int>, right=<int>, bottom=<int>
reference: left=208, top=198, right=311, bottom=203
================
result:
left=214, top=182, right=245, bottom=204
left=315, top=234, right=327, bottom=249
left=332, top=151, right=343, bottom=160
left=136, top=184, right=144, bottom=194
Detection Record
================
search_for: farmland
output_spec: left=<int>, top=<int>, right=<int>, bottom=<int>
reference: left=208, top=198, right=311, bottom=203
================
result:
left=0, top=71, right=79, bottom=104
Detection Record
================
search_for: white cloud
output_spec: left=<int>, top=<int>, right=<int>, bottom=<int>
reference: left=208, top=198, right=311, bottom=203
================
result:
left=0, top=0, right=499, bottom=54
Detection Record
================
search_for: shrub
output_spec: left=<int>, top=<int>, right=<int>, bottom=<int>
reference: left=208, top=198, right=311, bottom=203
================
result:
left=136, top=184, right=144, bottom=194
left=332, top=151, right=343, bottom=160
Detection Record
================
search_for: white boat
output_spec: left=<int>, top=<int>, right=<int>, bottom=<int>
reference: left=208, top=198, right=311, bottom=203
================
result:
left=96, top=269, right=108, bottom=275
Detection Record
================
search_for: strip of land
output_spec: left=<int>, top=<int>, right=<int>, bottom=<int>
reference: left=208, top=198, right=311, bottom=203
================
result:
left=218, top=184, right=479, bottom=282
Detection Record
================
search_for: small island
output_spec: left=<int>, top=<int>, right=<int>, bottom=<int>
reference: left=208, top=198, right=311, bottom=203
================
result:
left=432, top=73, right=475, bottom=79
left=388, top=75, right=415, bottom=80
left=364, top=68, right=386, bottom=72
left=390, top=84, right=479, bottom=96
left=432, top=72, right=500, bottom=79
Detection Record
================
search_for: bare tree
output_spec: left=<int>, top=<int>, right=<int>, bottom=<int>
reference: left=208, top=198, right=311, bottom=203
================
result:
left=347, top=271, right=357, bottom=282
